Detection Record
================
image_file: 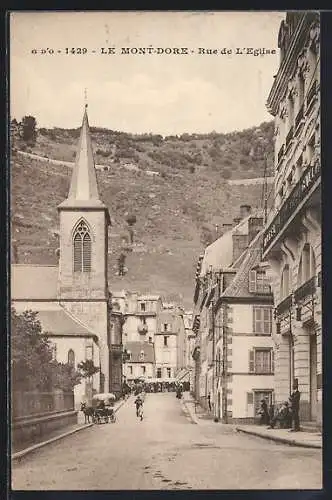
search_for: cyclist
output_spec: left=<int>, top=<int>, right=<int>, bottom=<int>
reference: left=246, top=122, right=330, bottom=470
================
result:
left=135, top=394, right=144, bottom=420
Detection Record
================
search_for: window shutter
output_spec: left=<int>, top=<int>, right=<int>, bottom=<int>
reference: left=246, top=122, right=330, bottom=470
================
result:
left=247, top=392, right=253, bottom=405
left=249, top=350, right=255, bottom=373
left=249, top=270, right=257, bottom=292
left=271, top=349, right=275, bottom=373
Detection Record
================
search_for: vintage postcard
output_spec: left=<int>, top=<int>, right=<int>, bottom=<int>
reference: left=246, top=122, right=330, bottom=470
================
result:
left=9, top=11, right=322, bottom=491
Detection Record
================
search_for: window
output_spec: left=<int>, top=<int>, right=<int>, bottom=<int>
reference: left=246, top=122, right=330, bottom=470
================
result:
left=142, top=317, right=147, bottom=325
left=73, top=220, right=91, bottom=273
left=148, top=336, right=152, bottom=343
left=141, top=366, right=146, bottom=375
left=249, top=270, right=271, bottom=293
left=86, top=346, right=93, bottom=360
left=140, top=303, right=146, bottom=312
left=157, top=368, right=162, bottom=378
left=164, top=336, right=168, bottom=347
left=167, top=367, right=171, bottom=378
left=249, top=349, right=274, bottom=374
left=128, top=366, right=133, bottom=375
left=139, top=350, right=145, bottom=361
left=67, top=349, right=75, bottom=366
left=298, top=243, right=316, bottom=286
left=253, top=307, right=272, bottom=334
left=280, top=264, right=290, bottom=300
left=164, top=323, right=168, bottom=331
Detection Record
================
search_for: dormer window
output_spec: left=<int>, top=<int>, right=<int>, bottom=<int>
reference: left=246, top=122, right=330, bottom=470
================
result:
left=249, top=270, right=271, bottom=294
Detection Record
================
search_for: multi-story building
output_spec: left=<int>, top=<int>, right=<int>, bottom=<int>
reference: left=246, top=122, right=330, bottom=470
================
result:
left=155, top=304, right=186, bottom=382
left=112, top=291, right=186, bottom=383
left=192, top=207, right=274, bottom=423
left=183, top=311, right=195, bottom=390
left=108, top=300, right=124, bottom=397
left=263, top=12, right=321, bottom=427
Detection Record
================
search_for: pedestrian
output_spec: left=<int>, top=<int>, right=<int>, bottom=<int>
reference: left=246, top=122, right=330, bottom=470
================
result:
left=258, top=399, right=269, bottom=425
left=268, top=402, right=275, bottom=426
left=289, top=379, right=301, bottom=432
left=207, top=392, right=212, bottom=412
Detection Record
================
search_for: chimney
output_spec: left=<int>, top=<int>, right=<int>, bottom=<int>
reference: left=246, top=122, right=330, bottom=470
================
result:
left=232, top=233, right=248, bottom=263
left=248, top=217, right=264, bottom=243
left=240, top=204, right=252, bottom=219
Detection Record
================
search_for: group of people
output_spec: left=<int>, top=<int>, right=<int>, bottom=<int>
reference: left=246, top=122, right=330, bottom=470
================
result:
left=258, top=381, right=301, bottom=432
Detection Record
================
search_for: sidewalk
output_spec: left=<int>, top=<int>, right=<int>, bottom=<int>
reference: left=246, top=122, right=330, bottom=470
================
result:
left=12, top=395, right=130, bottom=461
left=236, top=425, right=322, bottom=449
left=182, top=392, right=322, bottom=449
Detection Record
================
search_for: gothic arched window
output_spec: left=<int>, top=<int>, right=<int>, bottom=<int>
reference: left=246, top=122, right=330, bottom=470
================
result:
left=68, top=349, right=75, bottom=366
left=73, top=220, right=91, bottom=273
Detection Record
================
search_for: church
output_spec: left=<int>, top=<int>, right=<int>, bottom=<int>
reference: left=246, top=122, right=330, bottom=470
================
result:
left=11, top=105, right=112, bottom=407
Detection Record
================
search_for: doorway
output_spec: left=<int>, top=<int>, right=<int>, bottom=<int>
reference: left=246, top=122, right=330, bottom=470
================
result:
left=310, top=332, right=318, bottom=421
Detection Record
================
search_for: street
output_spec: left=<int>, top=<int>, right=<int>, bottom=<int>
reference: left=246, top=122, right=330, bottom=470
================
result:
left=12, top=393, right=322, bottom=490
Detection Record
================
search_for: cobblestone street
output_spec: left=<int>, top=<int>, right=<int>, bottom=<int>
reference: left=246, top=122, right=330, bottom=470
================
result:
left=12, top=393, right=322, bottom=490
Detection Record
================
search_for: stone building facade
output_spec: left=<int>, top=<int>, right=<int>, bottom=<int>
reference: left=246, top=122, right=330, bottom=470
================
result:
left=192, top=209, right=275, bottom=422
left=263, top=12, right=321, bottom=426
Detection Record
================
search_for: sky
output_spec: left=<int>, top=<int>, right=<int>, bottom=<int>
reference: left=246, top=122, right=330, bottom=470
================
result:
left=10, top=11, right=285, bottom=136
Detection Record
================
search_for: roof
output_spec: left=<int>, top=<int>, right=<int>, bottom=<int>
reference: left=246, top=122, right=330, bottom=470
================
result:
left=36, top=307, right=98, bottom=338
left=125, top=341, right=155, bottom=363
left=222, top=230, right=271, bottom=299
left=138, top=295, right=161, bottom=301
left=58, top=106, right=106, bottom=210
left=200, top=217, right=250, bottom=276
left=11, top=265, right=58, bottom=300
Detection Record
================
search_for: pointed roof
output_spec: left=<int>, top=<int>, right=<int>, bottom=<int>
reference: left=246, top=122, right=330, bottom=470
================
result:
left=58, top=106, right=106, bottom=210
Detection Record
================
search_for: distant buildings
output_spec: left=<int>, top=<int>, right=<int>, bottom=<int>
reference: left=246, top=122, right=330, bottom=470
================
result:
left=192, top=207, right=274, bottom=422
left=263, top=12, right=321, bottom=427
left=112, top=291, right=188, bottom=384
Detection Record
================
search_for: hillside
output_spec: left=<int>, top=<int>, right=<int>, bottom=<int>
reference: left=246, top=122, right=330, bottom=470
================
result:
left=11, top=120, right=274, bottom=308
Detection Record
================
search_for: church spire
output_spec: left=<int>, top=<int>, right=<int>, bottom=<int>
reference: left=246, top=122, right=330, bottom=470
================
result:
left=67, top=104, right=100, bottom=201
left=58, top=104, right=105, bottom=209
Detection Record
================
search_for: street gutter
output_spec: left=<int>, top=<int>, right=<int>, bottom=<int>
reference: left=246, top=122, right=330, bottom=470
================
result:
left=12, top=396, right=131, bottom=462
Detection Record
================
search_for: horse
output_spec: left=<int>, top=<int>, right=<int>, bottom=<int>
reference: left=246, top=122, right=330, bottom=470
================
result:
left=80, top=401, right=94, bottom=424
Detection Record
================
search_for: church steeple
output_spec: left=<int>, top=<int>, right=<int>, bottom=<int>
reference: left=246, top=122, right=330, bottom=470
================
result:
left=58, top=104, right=105, bottom=209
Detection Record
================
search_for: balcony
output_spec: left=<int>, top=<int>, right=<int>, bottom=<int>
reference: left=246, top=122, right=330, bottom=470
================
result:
left=137, top=325, right=148, bottom=335
left=263, top=161, right=321, bottom=255
left=285, top=126, right=294, bottom=150
left=295, top=104, right=304, bottom=131
left=276, top=294, right=293, bottom=316
left=306, top=81, right=317, bottom=114
left=277, top=144, right=285, bottom=170
left=294, top=276, right=316, bottom=303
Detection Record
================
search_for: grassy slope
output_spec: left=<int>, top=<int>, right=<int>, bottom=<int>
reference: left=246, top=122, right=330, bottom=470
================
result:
left=11, top=121, right=274, bottom=308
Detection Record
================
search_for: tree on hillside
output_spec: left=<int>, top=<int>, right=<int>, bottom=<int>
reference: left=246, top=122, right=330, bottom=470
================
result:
left=21, top=115, right=37, bottom=144
left=11, top=308, right=81, bottom=391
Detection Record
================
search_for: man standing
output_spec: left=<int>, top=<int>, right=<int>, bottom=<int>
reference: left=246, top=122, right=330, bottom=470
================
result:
left=207, top=392, right=212, bottom=412
left=289, top=379, right=301, bottom=432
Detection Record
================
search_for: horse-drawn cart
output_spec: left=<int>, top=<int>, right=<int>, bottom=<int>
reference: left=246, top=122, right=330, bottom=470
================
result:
left=91, top=393, right=117, bottom=424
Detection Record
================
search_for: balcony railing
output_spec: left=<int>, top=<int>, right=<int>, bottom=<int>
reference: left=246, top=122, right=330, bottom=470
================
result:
left=295, top=104, right=304, bottom=130
left=294, top=276, right=316, bottom=303
left=277, top=144, right=285, bottom=165
left=276, top=294, right=293, bottom=316
left=306, top=81, right=317, bottom=111
left=285, top=126, right=294, bottom=149
left=263, top=161, right=321, bottom=254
